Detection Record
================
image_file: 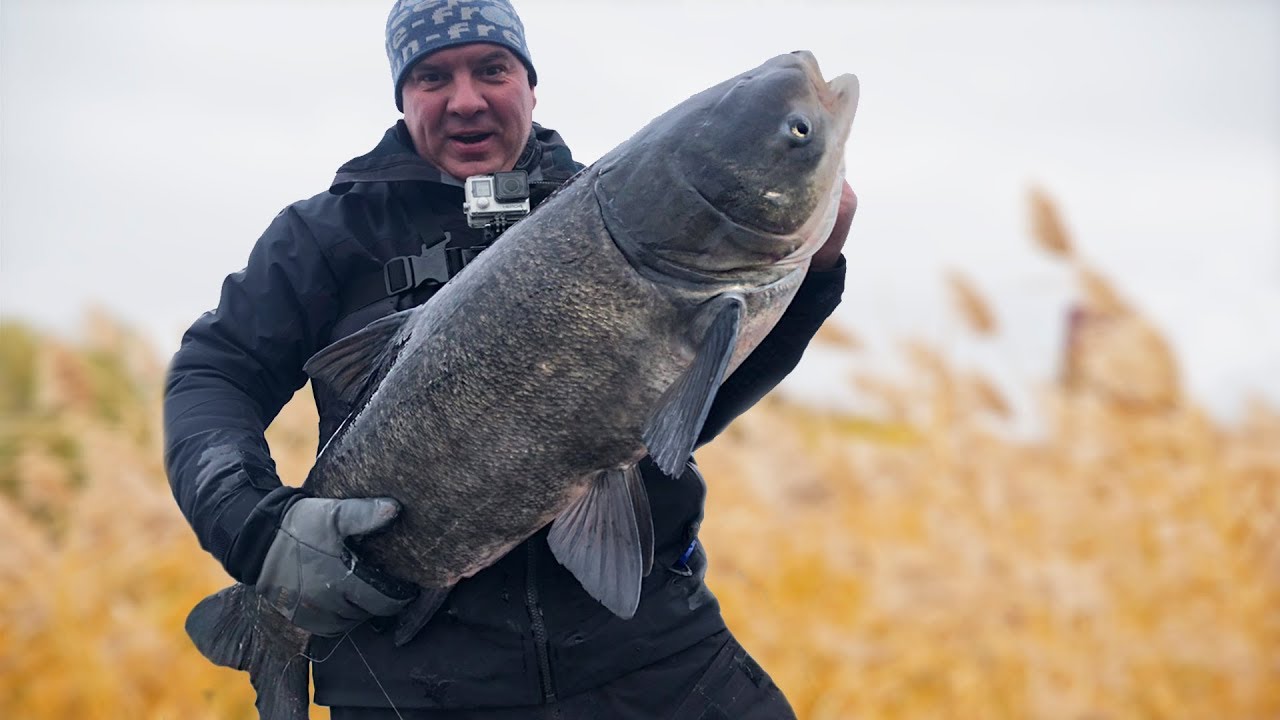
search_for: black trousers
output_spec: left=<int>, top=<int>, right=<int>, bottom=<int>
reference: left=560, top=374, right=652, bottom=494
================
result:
left=328, top=630, right=797, bottom=720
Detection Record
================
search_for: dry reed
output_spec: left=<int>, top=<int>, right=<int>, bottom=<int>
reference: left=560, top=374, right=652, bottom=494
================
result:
left=946, top=271, right=999, bottom=337
left=1030, top=187, right=1076, bottom=260
left=1, top=195, right=1276, bottom=719
left=814, top=321, right=864, bottom=350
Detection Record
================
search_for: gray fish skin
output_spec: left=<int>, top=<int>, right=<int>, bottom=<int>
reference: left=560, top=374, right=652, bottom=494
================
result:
left=334, top=50, right=857, bottom=588
left=185, top=51, right=858, bottom=720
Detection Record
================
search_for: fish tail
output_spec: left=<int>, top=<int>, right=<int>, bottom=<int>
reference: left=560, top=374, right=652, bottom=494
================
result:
left=186, top=583, right=312, bottom=720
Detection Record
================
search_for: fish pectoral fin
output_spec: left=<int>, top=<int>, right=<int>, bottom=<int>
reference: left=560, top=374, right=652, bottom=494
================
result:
left=643, top=294, right=743, bottom=477
left=548, top=465, right=654, bottom=618
left=303, top=308, right=415, bottom=409
left=392, top=586, right=453, bottom=647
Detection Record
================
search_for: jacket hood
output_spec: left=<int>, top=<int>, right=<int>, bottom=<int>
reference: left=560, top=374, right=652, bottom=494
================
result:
left=329, top=120, right=580, bottom=195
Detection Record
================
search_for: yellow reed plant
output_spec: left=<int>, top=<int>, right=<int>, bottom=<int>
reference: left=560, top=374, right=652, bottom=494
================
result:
left=1, top=192, right=1276, bottom=718
left=0, top=323, right=326, bottom=720
left=697, top=371, right=1279, bottom=719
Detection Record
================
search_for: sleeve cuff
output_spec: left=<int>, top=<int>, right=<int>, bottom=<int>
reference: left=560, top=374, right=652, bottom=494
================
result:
left=221, top=484, right=309, bottom=583
left=806, top=253, right=847, bottom=276
left=791, top=254, right=846, bottom=316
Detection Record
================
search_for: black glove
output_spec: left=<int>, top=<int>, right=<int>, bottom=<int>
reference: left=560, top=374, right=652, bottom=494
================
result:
left=254, top=497, right=413, bottom=636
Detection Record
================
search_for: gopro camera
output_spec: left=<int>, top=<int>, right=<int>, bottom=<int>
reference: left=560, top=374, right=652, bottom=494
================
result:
left=463, top=171, right=531, bottom=231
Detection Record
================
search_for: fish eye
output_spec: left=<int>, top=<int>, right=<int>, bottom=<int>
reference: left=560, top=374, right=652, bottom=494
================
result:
left=786, top=114, right=813, bottom=143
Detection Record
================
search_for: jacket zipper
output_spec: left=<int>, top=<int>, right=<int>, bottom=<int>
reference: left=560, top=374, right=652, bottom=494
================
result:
left=526, top=542, right=557, bottom=703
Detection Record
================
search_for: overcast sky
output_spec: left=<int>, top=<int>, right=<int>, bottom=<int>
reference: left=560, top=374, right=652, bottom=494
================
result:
left=2, top=0, right=1277, bottom=423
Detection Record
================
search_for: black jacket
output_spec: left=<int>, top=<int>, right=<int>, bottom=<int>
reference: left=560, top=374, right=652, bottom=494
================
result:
left=164, top=122, right=845, bottom=709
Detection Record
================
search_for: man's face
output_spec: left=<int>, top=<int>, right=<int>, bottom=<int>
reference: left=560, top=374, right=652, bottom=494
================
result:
left=401, top=43, right=537, bottom=181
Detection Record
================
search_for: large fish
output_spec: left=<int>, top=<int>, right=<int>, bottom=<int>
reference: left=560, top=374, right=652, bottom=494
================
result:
left=186, top=50, right=858, bottom=719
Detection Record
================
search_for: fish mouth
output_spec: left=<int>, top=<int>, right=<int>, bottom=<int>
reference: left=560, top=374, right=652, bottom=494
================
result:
left=790, top=51, right=827, bottom=95
left=787, top=50, right=860, bottom=120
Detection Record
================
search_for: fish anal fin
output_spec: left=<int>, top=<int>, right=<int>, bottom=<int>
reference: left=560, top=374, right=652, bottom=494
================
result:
left=185, top=583, right=311, bottom=720
left=644, top=294, right=743, bottom=477
left=548, top=465, right=654, bottom=618
left=303, top=309, right=415, bottom=409
left=393, top=587, right=453, bottom=647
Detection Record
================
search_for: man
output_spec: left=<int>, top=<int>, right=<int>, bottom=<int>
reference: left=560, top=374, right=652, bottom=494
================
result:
left=165, top=0, right=857, bottom=717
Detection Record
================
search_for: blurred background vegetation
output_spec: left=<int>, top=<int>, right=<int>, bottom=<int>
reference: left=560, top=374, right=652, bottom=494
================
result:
left=1, top=193, right=1276, bottom=719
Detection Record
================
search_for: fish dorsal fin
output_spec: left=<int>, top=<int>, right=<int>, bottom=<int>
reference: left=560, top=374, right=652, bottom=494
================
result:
left=303, top=309, right=415, bottom=409
left=643, top=294, right=743, bottom=478
left=548, top=464, right=653, bottom=618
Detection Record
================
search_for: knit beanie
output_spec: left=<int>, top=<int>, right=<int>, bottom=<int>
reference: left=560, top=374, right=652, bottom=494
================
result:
left=386, top=0, right=537, bottom=111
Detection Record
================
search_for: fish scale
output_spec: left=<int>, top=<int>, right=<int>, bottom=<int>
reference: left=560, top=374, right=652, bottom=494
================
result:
left=333, top=190, right=688, bottom=585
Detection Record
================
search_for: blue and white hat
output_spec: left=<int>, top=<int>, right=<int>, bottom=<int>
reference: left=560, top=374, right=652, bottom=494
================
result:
left=386, top=0, right=537, bottom=111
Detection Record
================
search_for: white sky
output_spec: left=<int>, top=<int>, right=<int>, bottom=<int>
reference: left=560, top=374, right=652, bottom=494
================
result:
left=2, top=0, right=1278, bottom=423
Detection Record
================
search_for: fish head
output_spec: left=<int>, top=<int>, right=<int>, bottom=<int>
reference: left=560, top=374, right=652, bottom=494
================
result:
left=596, top=51, right=859, bottom=282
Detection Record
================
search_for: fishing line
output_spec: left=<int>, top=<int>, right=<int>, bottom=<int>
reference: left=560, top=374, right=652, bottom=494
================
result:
left=275, top=630, right=351, bottom=694
left=294, top=629, right=352, bottom=665
left=349, top=636, right=406, bottom=720
left=289, top=630, right=406, bottom=720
